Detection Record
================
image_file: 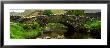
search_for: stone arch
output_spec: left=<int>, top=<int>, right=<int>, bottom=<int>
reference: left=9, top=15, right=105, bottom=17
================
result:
left=36, top=16, right=78, bottom=38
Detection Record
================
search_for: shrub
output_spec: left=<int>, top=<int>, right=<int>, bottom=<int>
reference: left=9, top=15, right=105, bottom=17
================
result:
left=83, top=19, right=101, bottom=30
left=43, top=10, right=53, bottom=16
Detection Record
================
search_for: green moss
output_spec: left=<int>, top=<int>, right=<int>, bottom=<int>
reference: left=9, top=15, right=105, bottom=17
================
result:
left=83, top=19, right=101, bottom=30
left=44, top=23, right=68, bottom=32
left=10, top=22, right=42, bottom=39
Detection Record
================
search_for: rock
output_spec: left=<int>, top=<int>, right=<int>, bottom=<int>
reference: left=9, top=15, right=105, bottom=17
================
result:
left=57, top=35, right=64, bottom=39
left=43, top=36, right=51, bottom=39
left=36, top=38, right=42, bottom=39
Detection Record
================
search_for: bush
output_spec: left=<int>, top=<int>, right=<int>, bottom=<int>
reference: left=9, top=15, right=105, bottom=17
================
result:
left=43, top=10, right=53, bottom=16
left=82, top=19, right=101, bottom=39
left=83, top=19, right=101, bottom=30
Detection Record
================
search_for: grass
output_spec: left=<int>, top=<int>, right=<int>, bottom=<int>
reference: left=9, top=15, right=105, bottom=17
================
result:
left=51, top=10, right=66, bottom=15
left=10, top=22, right=42, bottom=39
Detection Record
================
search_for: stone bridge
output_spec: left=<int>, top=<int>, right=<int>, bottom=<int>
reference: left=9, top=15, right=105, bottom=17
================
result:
left=10, top=15, right=100, bottom=39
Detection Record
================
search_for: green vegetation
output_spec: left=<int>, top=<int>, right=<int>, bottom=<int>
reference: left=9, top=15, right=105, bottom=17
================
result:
left=65, top=10, right=85, bottom=16
left=10, top=22, right=42, bottom=39
left=83, top=19, right=101, bottom=30
left=51, top=10, right=66, bottom=15
left=44, top=23, right=68, bottom=32
left=10, top=10, right=101, bottom=39
left=43, top=10, right=53, bottom=16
